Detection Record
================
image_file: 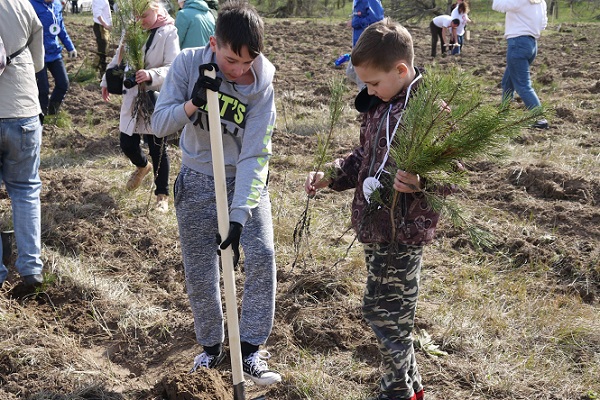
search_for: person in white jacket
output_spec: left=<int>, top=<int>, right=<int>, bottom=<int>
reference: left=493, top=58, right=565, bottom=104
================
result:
left=450, top=0, right=472, bottom=55
left=0, top=0, right=45, bottom=289
left=101, top=0, right=180, bottom=212
left=493, top=0, right=549, bottom=129
left=92, top=0, right=112, bottom=76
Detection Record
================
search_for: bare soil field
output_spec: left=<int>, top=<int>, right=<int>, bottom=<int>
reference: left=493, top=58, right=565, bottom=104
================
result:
left=0, top=13, right=599, bottom=400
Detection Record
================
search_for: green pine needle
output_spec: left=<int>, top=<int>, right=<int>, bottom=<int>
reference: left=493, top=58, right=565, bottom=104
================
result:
left=114, top=0, right=150, bottom=72
left=373, top=65, right=545, bottom=248
left=313, top=77, right=348, bottom=174
left=114, top=0, right=155, bottom=128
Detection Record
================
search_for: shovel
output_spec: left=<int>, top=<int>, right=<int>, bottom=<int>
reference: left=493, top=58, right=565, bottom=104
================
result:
left=204, top=65, right=246, bottom=400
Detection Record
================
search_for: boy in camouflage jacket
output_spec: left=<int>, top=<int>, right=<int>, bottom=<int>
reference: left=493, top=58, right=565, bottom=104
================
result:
left=305, top=19, right=451, bottom=400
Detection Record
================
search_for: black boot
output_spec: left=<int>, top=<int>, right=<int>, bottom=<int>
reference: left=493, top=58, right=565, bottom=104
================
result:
left=48, top=101, right=61, bottom=115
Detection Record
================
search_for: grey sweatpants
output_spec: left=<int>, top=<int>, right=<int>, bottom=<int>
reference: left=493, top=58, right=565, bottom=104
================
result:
left=174, top=165, right=277, bottom=348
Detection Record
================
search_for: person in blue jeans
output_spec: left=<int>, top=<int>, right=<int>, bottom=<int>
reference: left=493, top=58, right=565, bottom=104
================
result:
left=0, top=0, right=46, bottom=290
left=30, top=0, right=78, bottom=118
left=493, top=0, right=548, bottom=129
left=450, top=0, right=472, bottom=55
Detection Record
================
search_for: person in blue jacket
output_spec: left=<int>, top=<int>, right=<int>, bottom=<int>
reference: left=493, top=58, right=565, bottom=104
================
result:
left=175, top=0, right=215, bottom=49
left=345, top=0, right=384, bottom=90
left=350, top=0, right=385, bottom=46
left=30, top=0, right=78, bottom=118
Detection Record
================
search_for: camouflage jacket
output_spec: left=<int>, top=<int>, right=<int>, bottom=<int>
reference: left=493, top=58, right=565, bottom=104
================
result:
left=329, top=68, right=447, bottom=246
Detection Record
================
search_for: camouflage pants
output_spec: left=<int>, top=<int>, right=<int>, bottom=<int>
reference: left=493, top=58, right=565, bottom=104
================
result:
left=362, top=243, right=424, bottom=400
left=93, top=23, right=110, bottom=75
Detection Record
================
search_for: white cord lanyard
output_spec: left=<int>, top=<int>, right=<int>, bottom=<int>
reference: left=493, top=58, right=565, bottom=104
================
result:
left=49, top=2, right=61, bottom=36
left=373, top=73, right=422, bottom=180
left=363, top=73, right=422, bottom=203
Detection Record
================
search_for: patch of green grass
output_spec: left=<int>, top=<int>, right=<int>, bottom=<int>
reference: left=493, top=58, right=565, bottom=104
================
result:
left=69, top=62, right=99, bottom=84
left=44, top=110, right=72, bottom=128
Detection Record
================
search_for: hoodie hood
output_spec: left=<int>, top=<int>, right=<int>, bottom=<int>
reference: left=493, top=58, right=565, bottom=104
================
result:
left=197, top=45, right=275, bottom=95
left=183, top=0, right=210, bottom=12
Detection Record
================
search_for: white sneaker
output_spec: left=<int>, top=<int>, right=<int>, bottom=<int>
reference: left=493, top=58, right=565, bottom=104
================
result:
left=155, top=194, right=168, bottom=213
left=242, top=350, right=282, bottom=386
left=189, top=351, right=225, bottom=373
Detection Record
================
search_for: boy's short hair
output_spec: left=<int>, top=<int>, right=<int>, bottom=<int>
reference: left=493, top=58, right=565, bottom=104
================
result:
left=215, top=0, right=264, bottom=58
left=452, top=18, right=461, bottom=26
left=351, top=19, right=414, bottom=72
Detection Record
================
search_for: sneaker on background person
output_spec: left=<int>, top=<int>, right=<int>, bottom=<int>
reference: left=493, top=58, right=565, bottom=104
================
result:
left=533, top=118, right=549, bottom=129
left=156, top=194, right=169, bottom=213
left=22, top=273, right=44, bottom=288
left=242, top=350, right=281, bottom=386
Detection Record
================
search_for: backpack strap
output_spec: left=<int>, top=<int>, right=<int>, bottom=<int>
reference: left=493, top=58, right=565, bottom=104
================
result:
left=6, top=38, right=31, bottom=66
left=144, top=28, right=159, bottom=56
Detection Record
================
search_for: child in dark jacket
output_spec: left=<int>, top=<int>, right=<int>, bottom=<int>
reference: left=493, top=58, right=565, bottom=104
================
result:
left=305, top=19, right=446, bottom=400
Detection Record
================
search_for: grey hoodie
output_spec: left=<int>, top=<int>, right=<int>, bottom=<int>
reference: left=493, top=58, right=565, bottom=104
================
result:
left=151, top=46, right=276, bottom=225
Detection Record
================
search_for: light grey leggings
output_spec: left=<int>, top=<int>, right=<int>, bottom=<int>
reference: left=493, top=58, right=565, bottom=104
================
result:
left=174, top=165, right=277, bottom=348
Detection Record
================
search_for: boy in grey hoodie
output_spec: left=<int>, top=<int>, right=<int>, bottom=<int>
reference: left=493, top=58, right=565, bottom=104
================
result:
left=151, top=0, right=280, bottom=386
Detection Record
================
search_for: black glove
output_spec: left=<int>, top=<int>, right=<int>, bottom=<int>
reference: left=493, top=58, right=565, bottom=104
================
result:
left=216, top=222, right=243, bottom=270
left=191, top=63, right=222, bottom=108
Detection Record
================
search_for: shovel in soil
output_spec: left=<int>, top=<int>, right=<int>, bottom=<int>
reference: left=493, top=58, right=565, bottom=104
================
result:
left=204, top=64, right=247, bottom=400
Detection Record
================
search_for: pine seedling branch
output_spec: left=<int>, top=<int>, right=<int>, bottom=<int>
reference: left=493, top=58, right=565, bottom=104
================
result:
left=371, top=65, right=545, bottom=248
left=114, top=0, right=154, bottom=128
left=114, top=0, right=150, bottom=71
left=292, top=77, right=348, bottom=269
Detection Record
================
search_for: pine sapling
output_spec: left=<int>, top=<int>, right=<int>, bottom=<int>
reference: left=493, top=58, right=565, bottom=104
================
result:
left=114, top=0, right=154, bottom=128
left=292, top=77, right=347, bottom=269
left=367, top=65, right=545, bottom=248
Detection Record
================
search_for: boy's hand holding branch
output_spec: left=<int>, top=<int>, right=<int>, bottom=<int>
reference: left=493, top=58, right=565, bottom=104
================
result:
left=393, top=170, right=423, bottom=193
left=305, top=169, right=422, bottom=197
left=304, top=171, right=330, bottom=197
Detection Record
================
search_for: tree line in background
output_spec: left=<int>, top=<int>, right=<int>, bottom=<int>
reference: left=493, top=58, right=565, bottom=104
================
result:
left=249, top=0, right=600, bottom=21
